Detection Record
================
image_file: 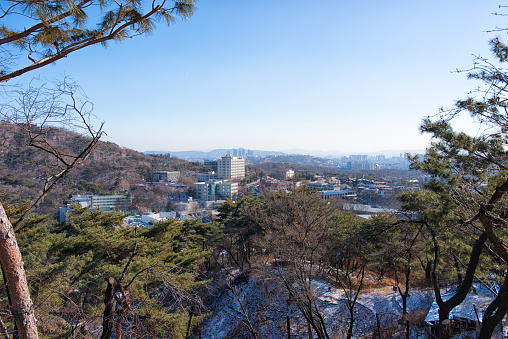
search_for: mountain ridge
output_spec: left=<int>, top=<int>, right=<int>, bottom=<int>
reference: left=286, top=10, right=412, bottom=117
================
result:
left=145, top=148, right=426, bottom=159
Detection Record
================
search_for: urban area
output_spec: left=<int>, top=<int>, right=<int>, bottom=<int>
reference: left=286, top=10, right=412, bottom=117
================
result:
left=57, top=150, right=419, bottom=227
left=1, top=1, right=507, bottom=338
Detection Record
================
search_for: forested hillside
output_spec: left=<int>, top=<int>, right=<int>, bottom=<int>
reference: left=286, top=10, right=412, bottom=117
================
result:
left=0, top=122, right=203, bottom=215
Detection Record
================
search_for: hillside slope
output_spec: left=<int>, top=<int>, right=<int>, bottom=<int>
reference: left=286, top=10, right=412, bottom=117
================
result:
left=0, top=122, right=202, bottom=216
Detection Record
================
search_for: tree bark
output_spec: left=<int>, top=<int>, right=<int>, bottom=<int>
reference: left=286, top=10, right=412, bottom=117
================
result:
left=427, top=225, right=488, bottom=322
left=478, top=270, right=508, bottom=339
left=100, top=277, right=116, bottom=339
left=438, top=319, right=451, bottom=339
left=0, top=202, right=38, bottom=339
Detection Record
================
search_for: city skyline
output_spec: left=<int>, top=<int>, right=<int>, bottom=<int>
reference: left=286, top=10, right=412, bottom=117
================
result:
left=24, top=0, right=505, bottom=154
left=154, top=147, right=420, bottom=158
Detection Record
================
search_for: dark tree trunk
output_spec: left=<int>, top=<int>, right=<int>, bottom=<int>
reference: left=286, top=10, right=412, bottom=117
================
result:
left=433, top=232, right=488, bottom=321
left=100, top=277, right=116, bottom=339
left=346, top=307, right=354, bottom=339
left=478, top=271, right=508, bottom=339
left=425, top=259, right=432, bottom=285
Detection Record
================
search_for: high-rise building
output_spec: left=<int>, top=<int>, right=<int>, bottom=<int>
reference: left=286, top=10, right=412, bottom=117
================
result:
left=217, top=154, right=245, bottom=180
left=347, top=161, right=373, bottom=170
left=232, top=148, right=247, bottom=158
left=350, top=154, right=368, bottom=162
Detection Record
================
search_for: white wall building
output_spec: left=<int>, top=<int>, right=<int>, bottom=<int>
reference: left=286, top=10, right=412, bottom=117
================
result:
left=59, top=194, right=131, bottom=222
left=285, top=169, right=295, bottom=180
left=194, top=180, right=238, bottom=201
left=196, top=172, right=220, bottom=181
left=70, top=194, right=131, bottom=211
left=217, top=154, right=245, bottom=180
left=317, top=189, right=357, bottom=201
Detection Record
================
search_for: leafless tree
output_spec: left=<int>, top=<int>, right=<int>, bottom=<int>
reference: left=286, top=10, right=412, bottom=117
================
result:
left=331, top=260, right=364, bottom=339
left=258, top=189, right=334, bottom=339
left=1, top=78, right=103, bottom=230
left=0, top=78, right=102, bottom=339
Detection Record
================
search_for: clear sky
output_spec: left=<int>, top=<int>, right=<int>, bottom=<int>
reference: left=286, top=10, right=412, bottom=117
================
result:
left=28, top=0, right=507, bottom=154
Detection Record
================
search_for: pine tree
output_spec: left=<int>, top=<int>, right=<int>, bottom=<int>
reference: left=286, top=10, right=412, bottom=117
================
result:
left=406, top=36, right=508, bottom=338
left=0, top=1, right=197, bottom=337
left=0, top=0, right=196, bottom=82
left=15, top=205, right=213, bottom=338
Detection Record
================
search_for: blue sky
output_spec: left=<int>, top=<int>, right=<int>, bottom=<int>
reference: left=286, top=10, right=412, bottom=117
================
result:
left=29, top=0, right=506, bottom=154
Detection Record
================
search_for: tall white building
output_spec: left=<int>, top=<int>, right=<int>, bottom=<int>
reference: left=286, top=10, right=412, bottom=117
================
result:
left=217, top=154, right=245, bottom=180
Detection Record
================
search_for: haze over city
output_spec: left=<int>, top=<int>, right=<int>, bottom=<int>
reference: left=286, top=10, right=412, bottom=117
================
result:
left=27, top=0, right=504, bottom=154
left=4, top=0, right=508, bottom=336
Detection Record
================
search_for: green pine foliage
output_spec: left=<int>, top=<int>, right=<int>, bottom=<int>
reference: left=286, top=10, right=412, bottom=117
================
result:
left=399, top=36, right=508, bottom=337
left=0, top=0, right=197, bottom=81
left=11, top=205, right=215, bottom=338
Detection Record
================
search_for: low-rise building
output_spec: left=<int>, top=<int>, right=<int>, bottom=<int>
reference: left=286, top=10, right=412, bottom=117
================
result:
left=317, top=189, right=357, bottom=201
left=196, top=172, right=220, bottom=181
left=307, top=180, right=341, bottom=191
left=260, top=176, right=295, bottom=191
left=59, top=194, right=131, bottom=222
left=152, top=171, right=180, bottom=183
left=70, top=194, right=131, bottom=211
left=194, top=180, right=238, bottom=201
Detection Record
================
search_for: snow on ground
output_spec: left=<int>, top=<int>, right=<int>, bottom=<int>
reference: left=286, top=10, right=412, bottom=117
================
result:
left=199, top=269, right=434, bottom=338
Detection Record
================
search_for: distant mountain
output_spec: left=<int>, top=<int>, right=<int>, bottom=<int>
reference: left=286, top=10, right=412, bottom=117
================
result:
left=144, top=149, right=286, bottom=160
left=147, top=148, right=425, bottom=160
left=281, top=149, right=425, bottom=158
left=251, top=154, right=338, bottom=167
left=282, top=149, right=347, bottom=158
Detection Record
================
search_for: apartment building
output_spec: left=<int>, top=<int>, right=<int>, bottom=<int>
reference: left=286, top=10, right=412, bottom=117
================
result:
left=194, top=180, right=238, bottom=201
left=216, top=154, right=245, bottom=180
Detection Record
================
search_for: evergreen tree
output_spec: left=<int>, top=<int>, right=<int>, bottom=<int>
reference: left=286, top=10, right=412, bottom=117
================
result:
left=15, top=205, right=212, bottom=338
left=406, top=36, right=508, bottom=338
left=0, top=0, right=196, bottom=82
left=0, top=1, right=198, bottom=337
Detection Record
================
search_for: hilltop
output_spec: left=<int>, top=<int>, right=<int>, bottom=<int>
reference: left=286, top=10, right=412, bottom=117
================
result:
left=0, top=122, right=203, bottom=216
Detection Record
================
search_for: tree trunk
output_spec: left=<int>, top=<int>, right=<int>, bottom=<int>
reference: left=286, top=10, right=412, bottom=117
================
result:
left=100, top=277, right=116, bottom=339
left=287, top=315, right=291, bottom=339
left=185, top=310, right=193, bottom=339
left=438, top=319, right=451, bottom=339
left=347, top=307, right=354, bottom=339
left=0, top=202, right=38, bottom=339
left=432, top=231, right=487, bottom=321
left=478, top=271, right=508, bottom=339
